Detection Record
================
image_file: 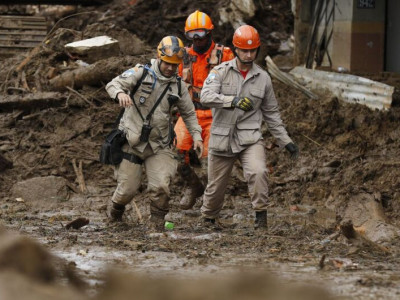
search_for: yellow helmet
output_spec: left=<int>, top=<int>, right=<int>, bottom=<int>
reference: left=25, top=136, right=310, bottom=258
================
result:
left=157, top=36, right=185, bottom=64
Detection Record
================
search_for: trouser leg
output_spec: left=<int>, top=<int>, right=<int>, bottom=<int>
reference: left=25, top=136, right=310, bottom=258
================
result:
left=240, top=142, right=269, bottom=228
left=201, top=154, right=236, bottom=219
left=145, top=148, right=177, bottom=219
left=110, top=155, right=143, bottom=221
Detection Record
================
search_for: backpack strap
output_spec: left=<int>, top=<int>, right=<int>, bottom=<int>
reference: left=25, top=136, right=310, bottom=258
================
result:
left=130, top=64, right=150, bottom=98
left=113, top=64, right=149, bottom=127
left=208, top=43, right=224, bottom=67
left=182, top=47, right=195, bottom=84
left=176, top=75, right=182, bottom=97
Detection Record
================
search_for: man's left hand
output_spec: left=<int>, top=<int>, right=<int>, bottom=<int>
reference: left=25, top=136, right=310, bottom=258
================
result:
left=193, top=140, right=204, bottom=158
left=285, top=142, right=299, bottom=160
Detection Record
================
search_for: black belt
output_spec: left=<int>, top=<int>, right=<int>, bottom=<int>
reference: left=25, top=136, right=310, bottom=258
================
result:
left=123, top=152, right=144, bottom=164
left=193, top=101, right=210, bottom=110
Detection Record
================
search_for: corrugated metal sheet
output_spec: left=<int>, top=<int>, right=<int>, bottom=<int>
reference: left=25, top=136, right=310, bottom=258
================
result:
left=0, top=15, right=47, bottom=57
left=290, top=67, right=394, bottom=110
left=266, top=56, right=318, bottom=100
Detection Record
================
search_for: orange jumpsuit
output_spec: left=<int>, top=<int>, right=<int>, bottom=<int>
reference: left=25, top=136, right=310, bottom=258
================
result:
left=174, top=41, right=234, bottom=159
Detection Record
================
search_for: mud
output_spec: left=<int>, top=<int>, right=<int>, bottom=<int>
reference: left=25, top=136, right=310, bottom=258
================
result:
left=1, top=0, right=400, bottom=299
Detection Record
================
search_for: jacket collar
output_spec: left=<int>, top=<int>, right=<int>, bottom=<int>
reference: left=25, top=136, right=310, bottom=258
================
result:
left=151, top=58, right=177, bottom=83
left=228, top=58, right=260, bottom=79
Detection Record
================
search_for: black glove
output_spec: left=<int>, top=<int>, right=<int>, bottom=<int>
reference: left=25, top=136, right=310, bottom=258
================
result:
left=285, top=142, right=299, bottom=160
left=231, top=97, right=254, bottom=111
left=167, top=94, right=179, bottom=106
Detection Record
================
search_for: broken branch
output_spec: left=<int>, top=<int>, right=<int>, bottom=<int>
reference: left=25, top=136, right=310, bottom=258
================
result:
left=72, top=159, right=88, bottom=194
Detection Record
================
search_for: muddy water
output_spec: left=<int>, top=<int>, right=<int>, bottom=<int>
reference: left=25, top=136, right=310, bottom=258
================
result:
left=52, top=240, right=400, bottom=299
left=3, top=190, right=400, bottom=300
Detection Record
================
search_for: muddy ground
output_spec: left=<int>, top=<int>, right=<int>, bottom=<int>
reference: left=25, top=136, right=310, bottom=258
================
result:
left=0, top=0, right=400, bottom=299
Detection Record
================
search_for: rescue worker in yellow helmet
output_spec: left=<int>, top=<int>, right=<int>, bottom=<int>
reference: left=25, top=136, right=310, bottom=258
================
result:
left=105, top=36, right=203, bottom=230
left=175, top=10, right=235, bottom=210
left=199, top=25, right=299, bottom=230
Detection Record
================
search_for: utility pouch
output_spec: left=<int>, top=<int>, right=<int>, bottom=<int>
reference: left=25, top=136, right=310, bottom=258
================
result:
left=99, top=129, right=126, bottom=165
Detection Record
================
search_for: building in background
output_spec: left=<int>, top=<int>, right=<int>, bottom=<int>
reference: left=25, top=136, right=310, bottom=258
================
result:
left=294, top=0, right=400, bottom=73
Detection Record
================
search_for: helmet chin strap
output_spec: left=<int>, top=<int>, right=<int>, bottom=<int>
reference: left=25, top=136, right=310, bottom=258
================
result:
left=234, top=47, right=260, bottom=65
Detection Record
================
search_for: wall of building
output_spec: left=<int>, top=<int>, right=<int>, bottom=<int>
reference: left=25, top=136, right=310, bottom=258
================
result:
left=386, top=0, right=400, bottom=73
left=349, top=0, right=385, bottom=72
left=294, top=0, right=387, bottom=73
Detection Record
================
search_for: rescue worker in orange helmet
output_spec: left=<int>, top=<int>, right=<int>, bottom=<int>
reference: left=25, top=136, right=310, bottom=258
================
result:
left=174, top=10, right=235, bottom=210
left=105, top=36, right=203, bottom=229
left=199, top=25, right=299, bottom=229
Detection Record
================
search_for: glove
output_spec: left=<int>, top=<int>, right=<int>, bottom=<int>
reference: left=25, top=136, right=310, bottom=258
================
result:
left=285, top=142, right=299, bottom=160
left=231, top=97, right=254, bottom=111
left=167, top=94, right=180, bottom=106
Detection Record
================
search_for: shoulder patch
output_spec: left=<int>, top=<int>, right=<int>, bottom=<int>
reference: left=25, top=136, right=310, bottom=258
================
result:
left=205, top=70, right=218, bottom=84
left=120, top=68, right=136, bottom=78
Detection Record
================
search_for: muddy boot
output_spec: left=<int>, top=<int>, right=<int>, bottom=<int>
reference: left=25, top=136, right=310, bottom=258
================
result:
left=110, top=202, right=125, bottom=222
left=196, top=217, right=222, bottom=232
left=178, top=164, right=205, bottom=210
left=149, top=213, right=165, bottom=231
left=254, top=211, right=267, bottom=229
left=149, top=193, right=169, bottom=231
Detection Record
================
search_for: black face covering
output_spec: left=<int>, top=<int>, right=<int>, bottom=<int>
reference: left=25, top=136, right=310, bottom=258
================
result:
left=193, top=34, right=212, bottom=54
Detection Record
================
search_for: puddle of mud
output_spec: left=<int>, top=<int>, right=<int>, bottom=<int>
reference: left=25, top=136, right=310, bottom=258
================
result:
left=52, top=239, right=400, bottom=300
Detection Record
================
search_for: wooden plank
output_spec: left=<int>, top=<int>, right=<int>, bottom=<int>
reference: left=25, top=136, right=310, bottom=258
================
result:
left=0, top=25, right=47, bottom=30
left=0, top=44, right=40, bottom=48
left=0, top=35, right=43, bottom=44
left=0, top=30, right=47, bottom=36
left=0, top=16, right=46, bottom=21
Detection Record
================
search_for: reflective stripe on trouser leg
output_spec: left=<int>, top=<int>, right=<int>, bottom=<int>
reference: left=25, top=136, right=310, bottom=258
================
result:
left=112, top=158, right=143, bottom=206
left=239, top=142, right=269, bottom=211
left=145, top=148, right=178, bottom=216
left=201, top=154, right=236, bottom=219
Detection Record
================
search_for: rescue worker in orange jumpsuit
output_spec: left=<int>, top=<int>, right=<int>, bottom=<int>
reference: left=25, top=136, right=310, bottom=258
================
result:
left=174, top=10, right=234, bottom=210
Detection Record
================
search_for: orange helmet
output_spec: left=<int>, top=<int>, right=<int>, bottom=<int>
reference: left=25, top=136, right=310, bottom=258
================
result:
left=157, top=36, right=185, bottom=64
left=185, top=10, right=214, bottom=33
left=232, top=25, right=261, bottom=49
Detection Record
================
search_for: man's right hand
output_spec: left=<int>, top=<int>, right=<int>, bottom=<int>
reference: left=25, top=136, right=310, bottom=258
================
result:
left=231, top=97, right=254, bottom=111
left=117, top=92, right=133, bottom=108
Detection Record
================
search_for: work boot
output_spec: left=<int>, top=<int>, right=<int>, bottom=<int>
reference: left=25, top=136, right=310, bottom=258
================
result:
left=110, top=202, right=125, bottom=222
left=254, top=211, right=267, bottom=229
left=178, top=164, right=205, bottom=210
left=195, top=217, right=222, bottom=232
left=149, top=214, right=165, bottom=231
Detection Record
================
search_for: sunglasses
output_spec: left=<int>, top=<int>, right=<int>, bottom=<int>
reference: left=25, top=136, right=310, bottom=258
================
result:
left=160, top=45, right=185, bottom=58
left=185, top=29, right=209, bottom=40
